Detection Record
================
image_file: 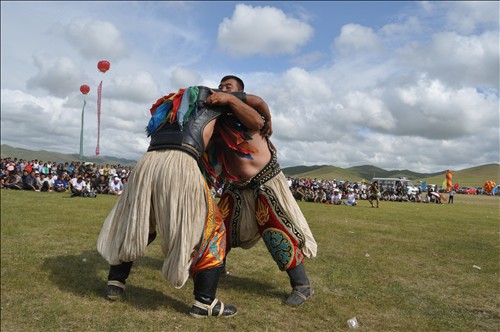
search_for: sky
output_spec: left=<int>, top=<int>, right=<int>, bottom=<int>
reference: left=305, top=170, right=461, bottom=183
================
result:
left=1, top=1, right=499, bottom=173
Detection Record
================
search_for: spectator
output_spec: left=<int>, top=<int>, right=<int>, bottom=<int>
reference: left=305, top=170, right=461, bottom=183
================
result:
left=109, top=165, right=117, bottom=178
left=94, top=175, right=109, bottom=194
left=38, top=173, right=53, bottom=192
left=108, top=176, right=123, bottom=195
left=368, top=181, right=381, bottom=208
left=344, top=189, right=357, bottom=206
left=54, top=175, right=68, bottom=192
left=24, top=161, right=33, bottom=174
left=36, top=161, right=44, bottom=174
left=293, top=186, right=306, bottom=201
left=121, top=176, right=128, bottom=190
left=83, top=176, right=97, bottom=197
left=103, top=164, right=110, bottom=177
left=70, top=176, right=86, bottom=197
left=330, top=189, right=342, bottom=205
left=23, top=171, right=39, bottom=191
left=21, top=170, right=29, bottom=184
left=3, top=170, right=23, bottom=190
left=448, top=189, right=455, bottom=204
left=316, top=188, right=327, bottom=203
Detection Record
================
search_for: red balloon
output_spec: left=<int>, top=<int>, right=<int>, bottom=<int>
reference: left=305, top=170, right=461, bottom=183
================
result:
left=80, top=85, right=90, bottom=95
left=97, top=60, right=110, bottom=73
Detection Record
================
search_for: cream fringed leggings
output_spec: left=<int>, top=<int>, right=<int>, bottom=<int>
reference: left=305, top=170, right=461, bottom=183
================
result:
left=97, top=150, right=209, bottom=288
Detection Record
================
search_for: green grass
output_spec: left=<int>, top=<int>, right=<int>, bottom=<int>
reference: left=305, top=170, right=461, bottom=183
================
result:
left=1, top=190, right=499, bottom=331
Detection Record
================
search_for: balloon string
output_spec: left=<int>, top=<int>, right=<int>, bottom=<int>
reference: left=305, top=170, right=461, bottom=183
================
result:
left=96, top=80, right=102, bottom=155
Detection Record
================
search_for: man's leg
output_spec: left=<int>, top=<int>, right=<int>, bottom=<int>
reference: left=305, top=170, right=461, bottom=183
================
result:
left=189, top=265, right=237, bottom=318
left=284, top=263, right=313, bottom=306
left=105, top=231, right=157, bottom=301
left=106, top=261, right=133, bottom=301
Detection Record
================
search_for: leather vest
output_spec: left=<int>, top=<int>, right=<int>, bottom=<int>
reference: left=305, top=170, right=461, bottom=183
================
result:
left=147, top=86, right=246, bottom=160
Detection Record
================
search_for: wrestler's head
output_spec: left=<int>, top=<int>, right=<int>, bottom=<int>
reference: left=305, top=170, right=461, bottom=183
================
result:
left=219, top=75, right=244, bottom=92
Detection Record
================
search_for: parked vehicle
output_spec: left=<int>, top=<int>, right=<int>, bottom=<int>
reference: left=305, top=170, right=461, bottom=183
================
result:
left=463, top=187, right=477, bottom=195
left=371, top=177, right=419, bottom=195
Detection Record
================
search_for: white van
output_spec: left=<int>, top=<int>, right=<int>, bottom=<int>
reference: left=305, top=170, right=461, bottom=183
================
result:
left=371, top=177, right=419, bottom=195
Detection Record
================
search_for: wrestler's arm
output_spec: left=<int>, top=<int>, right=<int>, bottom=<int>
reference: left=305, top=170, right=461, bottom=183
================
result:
left=245, top=94, right=273, bottom=137
left=205, top=91, right=264, bottom=131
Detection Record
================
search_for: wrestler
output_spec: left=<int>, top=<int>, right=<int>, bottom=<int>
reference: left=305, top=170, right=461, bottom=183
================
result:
left=206, top=76, right=317, bottom=306
left=97, top=86, right=264, bottom=318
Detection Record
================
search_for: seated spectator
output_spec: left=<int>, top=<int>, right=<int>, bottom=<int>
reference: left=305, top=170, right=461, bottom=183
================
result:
left=304, top=188, right=316, bottom=202
left=54, top=175, right=68, bottom=192
left=3, top=170, right=23, bottom=190
left=344, top=189, right=357, bottom=206
left=108, top=176, right=123, bottom=196
left=293, top=186, right=306, bottom=201
left=70, top=176, right=86, bottom=197
left=316, top=188, right=327, bottom=203
left=21, top=170, right=29, bottom=184
left=121, top=176, right=128, bottom=190
left=94, top=175, right=109, bottom=194
left=23, top=171, right=40, bottom=191
left=331, top=189, right=342, bottom=205
left=83, top=176, right=97, bottom=197
left=50, top=171, right=58, bottom=182
left=38, top=173, right=53, bottom=192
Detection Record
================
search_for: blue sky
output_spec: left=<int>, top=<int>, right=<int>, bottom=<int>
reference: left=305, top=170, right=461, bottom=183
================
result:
left=1, top=1, right=499, bottom=173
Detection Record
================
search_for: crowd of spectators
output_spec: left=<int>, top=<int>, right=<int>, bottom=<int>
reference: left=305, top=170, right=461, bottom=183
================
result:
left=2, top=156, right=490, bottom=203
left=287, top=177, right=366, bottom=206
left=1, top=157, right=132, bottom=197
left=286, top=177, right=448, bottom=205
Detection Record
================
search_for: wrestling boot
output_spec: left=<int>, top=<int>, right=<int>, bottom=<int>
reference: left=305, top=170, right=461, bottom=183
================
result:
left=189, top=266, right=237, bottom=318
left=284, top=263, right=314, bottom=306
left=106, top=261, right=132, bottom=301
left=105, top=231, right=157, bottom=301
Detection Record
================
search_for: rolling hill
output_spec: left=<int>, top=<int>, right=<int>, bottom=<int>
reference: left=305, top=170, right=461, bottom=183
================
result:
left=1, top=144, right=137, bottom=166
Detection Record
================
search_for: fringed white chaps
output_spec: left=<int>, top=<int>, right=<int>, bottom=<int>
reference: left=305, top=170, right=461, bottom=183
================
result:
left=97, top=150, right=208, bottom=288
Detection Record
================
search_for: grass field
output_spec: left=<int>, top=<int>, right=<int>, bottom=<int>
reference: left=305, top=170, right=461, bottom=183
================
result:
left=1, top=190, right=499, bottom=331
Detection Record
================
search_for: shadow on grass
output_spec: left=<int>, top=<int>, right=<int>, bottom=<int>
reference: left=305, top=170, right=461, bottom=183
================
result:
left=218, top=274, right=287, bottom=299
left=41, top=250, right=190, bottom=314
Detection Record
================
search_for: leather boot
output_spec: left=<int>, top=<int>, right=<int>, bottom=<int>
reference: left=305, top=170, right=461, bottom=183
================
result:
left=189, top=266, right=237, bottom=318
left=284, top=263, right=313, bottom=306
left=105, top=231, right=157, bottom=300
left=106, top=261, right=132, bottom=301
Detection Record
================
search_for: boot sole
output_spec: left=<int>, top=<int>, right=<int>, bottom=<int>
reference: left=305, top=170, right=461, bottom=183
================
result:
left=189, top=312, right=238, bottom=318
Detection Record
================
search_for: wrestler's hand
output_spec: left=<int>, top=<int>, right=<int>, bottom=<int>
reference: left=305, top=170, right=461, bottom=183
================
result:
left=261, top=118, right=273, bottom=137
left=205, top=90, right=235, bottom=106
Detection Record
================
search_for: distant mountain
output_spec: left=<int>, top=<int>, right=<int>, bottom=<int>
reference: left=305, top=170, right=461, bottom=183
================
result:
left=1, top=144, right=137, bottom=166
left=347, top=165, right=443, bottom=180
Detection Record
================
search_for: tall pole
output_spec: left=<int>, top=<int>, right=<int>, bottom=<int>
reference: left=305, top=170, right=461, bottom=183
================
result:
left=80, top=100, right=86, bottom=160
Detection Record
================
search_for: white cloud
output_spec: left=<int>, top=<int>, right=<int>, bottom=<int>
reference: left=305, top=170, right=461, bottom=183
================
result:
left=290, top=51, right=327, bottom=67
left=169, top=67, right=203, bottom=88
left=217, top=4, right=314, bottom=57
left=26, top=53, right=87, bottom=98
left=444, top=1, right=499, bottom=34
left=333, top=23, right=383, bottom=56
left=399, top=31, right=499, bottom=88
left=50, top=17, right=128, bottom=60
left=110, top=71, right=160, bottom=103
